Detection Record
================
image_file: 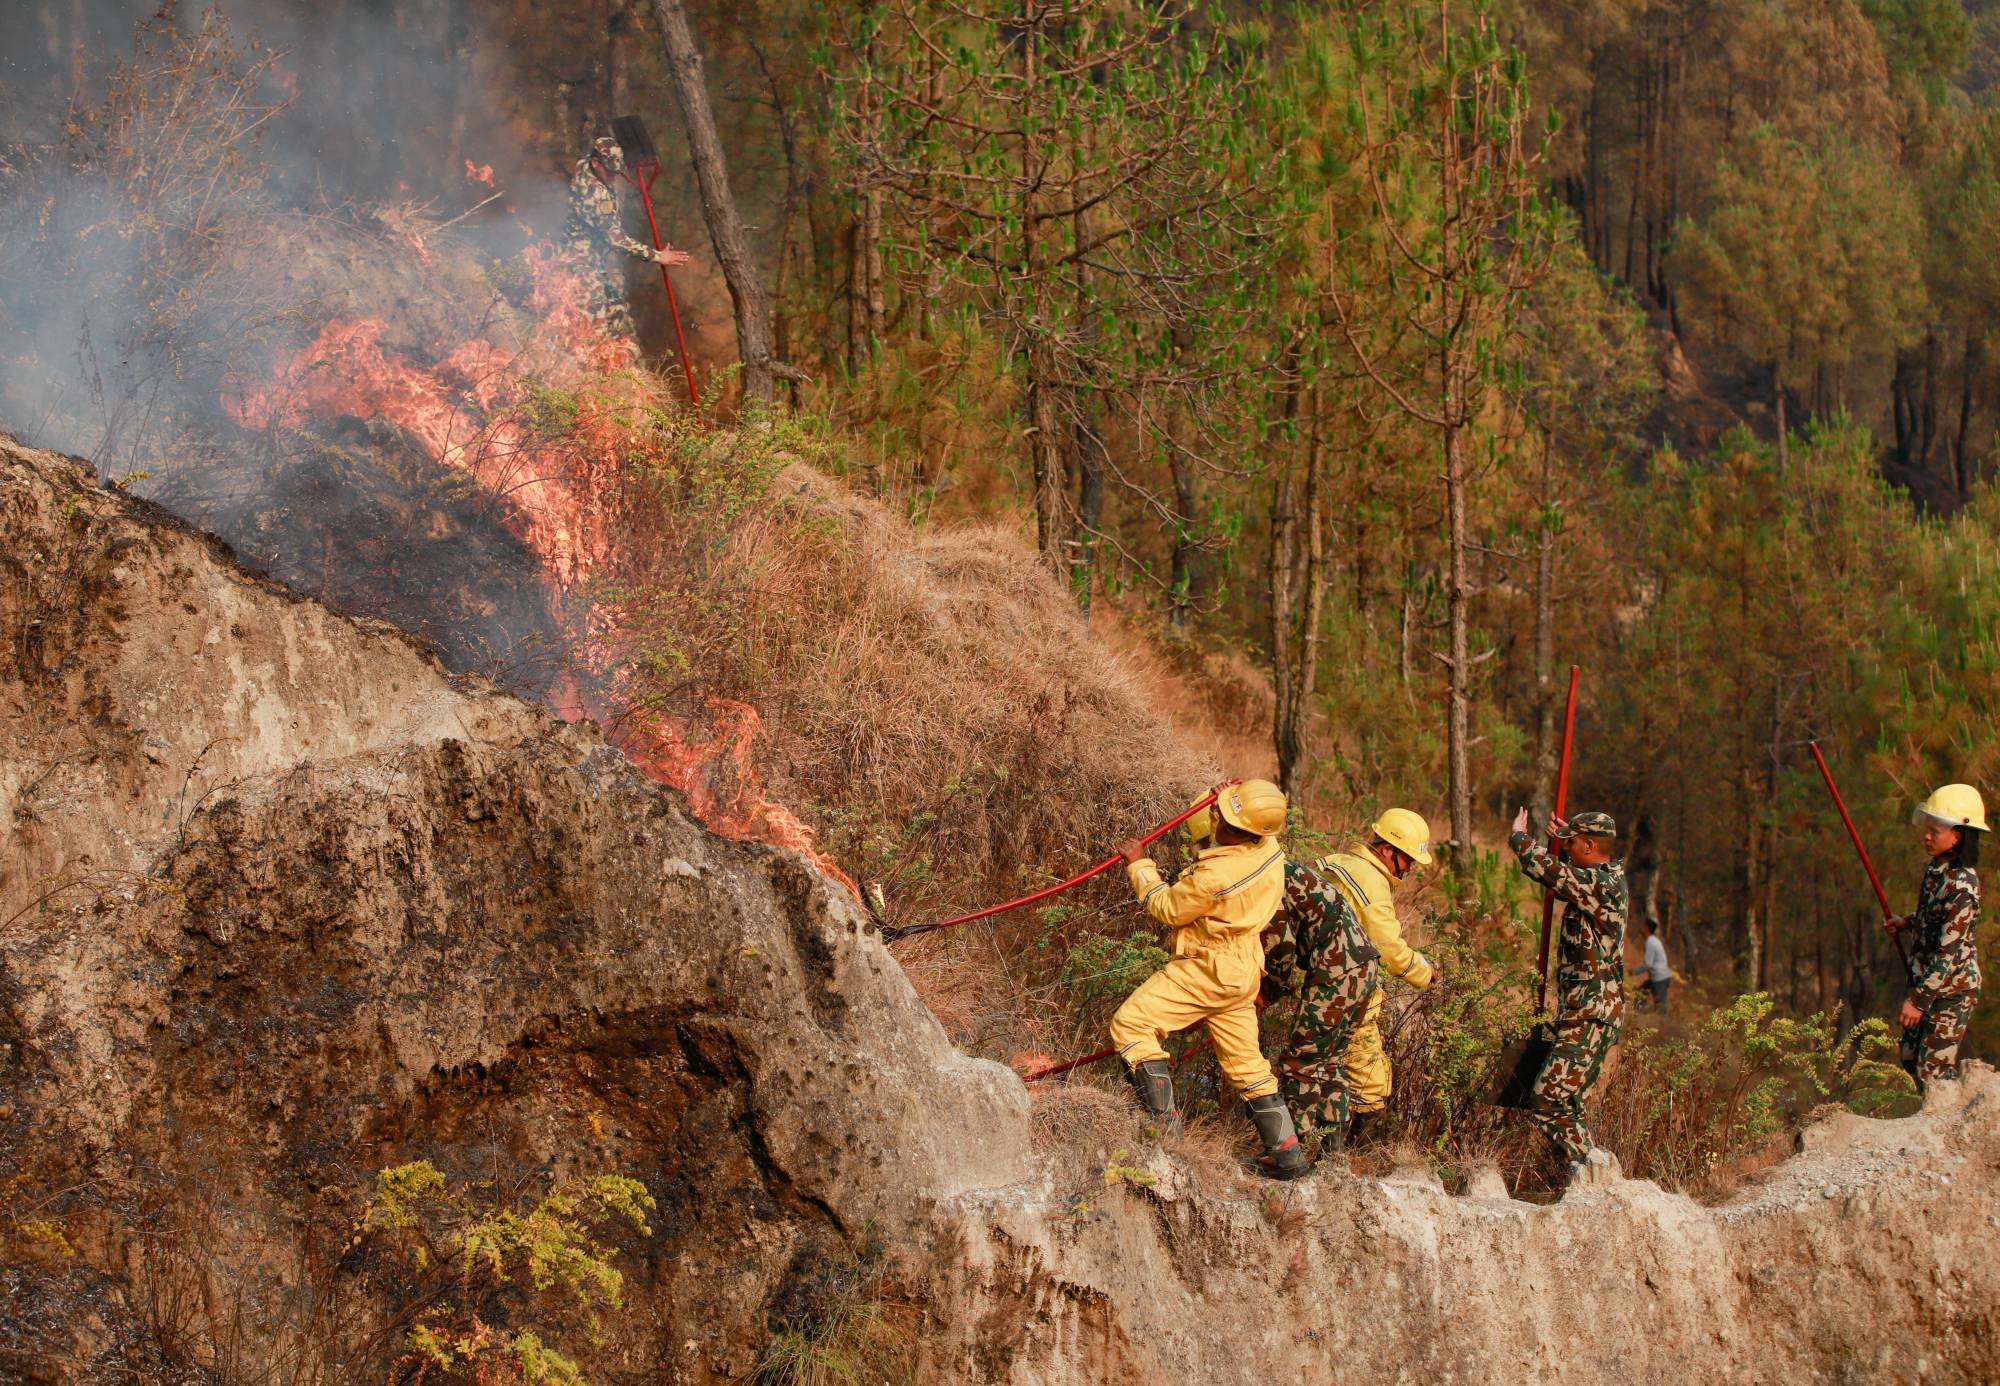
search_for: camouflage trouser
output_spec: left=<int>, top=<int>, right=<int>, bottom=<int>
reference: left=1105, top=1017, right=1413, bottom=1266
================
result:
left=1275, top=974, right=1376, bottom=1136
left=1902, top=990, right=1976, bottom=1089
left=589, top=268, right=638, bottom=341
left=1527, top=1016, right=1619, bottom=1165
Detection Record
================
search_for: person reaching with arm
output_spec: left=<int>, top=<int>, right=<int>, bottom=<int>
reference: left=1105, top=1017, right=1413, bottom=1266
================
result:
left=1109, top=780, right=1312, bottom=1180
left=1314, top=808, right=1438, bottom=1146
left=563, top=134, right=692, bottom=343
left=1510, top=806, right=1628, bottom=1191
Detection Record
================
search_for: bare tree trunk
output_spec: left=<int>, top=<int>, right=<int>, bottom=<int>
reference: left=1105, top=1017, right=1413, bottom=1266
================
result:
left=651, top=0, right=782, bottom=407
left=1027, top=347, right=1070, bottom=574
left=1530, top=429, right=1558, bottom=822
left=1165, top=323, right=1199, bottom=629
left=1016, top=0, right=1068, bottom=574
left=1071, top=398, right=1106, bottom=610
left=607, top=0, right=632, bottom=118
left=1774, top=366, right=1788, bottom=471
left=1444, top=389, right=1475, bottom=858
left=1271, top=380, right=1328, bottom=798
left=1167, top=435, right=1195, bottom=631
left=846, top=5, right=883, bottom=373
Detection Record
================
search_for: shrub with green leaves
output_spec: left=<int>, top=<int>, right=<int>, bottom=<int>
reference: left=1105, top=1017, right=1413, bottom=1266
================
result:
left=356, top=1161, right=655, bottom=1386
left=1592, top=993, right=1913, bottom=1194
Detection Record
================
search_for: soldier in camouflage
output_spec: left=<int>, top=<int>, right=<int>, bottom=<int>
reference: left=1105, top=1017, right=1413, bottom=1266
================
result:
left=1508, top=808, right=1628, bottom=1181
left=1262, top=858, right=1381, bottom=1151
left=564, top=135, right=691, bottom=341
left=1887, top=784, right=1986, bottom=1090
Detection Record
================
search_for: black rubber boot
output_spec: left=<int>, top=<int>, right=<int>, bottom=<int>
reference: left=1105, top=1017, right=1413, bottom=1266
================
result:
left=1315, top=1121, right=1346, bottom=1157
left=1244, top=1094, right=1311, bottom=1180
left=1347, top=1109, right=1382, bottom=1148
left=1128, top=1058, right=1183, bottom=1138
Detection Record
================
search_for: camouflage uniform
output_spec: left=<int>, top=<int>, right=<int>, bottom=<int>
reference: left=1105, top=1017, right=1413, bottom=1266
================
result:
left=563, top=152, right=660, bottom=341
left=1510, top=811, right=1628, bottom=1166
left=1901, top=857, right=1982, bottom=1088
left=1263, top=859, right=1381, bottom=1136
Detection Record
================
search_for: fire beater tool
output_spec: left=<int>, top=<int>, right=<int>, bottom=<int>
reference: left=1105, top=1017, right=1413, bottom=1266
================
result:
left=610, top=114, right=699, bottom=405
left=881, top=784, right=1234, bottom=943
left=1488, top=663, right=1580, bottom=1109
left=1807, top=740, right=1911, bottom=973
left=1020, top=1000, right=1264, bottom=1084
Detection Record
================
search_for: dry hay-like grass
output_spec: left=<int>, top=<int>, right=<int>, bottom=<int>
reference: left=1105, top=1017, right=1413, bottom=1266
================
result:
left=1027, top=1081, right=1142, bottom=1154
left=613, top=448, right=1241, bottom=1062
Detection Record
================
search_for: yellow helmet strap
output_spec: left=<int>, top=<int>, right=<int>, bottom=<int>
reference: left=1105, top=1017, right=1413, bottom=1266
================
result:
left=1371, top=838, right=1410, bottom=879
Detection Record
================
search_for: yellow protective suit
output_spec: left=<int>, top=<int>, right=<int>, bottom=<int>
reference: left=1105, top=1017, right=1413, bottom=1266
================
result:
left=1316, top=846, right=1434, bottom=1113
left=1109, top=837, right=1287, bottom=1100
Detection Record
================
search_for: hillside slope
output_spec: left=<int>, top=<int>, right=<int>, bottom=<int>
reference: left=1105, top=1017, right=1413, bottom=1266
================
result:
left=2, top=435, right=1996, bottom=1384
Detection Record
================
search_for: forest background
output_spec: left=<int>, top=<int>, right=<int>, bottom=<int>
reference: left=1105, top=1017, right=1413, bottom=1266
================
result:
left=4, top=0, right=1999, bottom=1172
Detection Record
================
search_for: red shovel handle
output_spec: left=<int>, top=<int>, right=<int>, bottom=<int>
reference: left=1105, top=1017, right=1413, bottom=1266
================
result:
left=1808, top=740, right=1909, bottom=970
left=885, top=785, right=1235, bottom=942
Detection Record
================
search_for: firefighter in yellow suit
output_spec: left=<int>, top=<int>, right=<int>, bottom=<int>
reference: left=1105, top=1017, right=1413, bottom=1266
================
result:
left=1316, top=807, right=1438, bottom=1143
left=1109, top=779, right=1312, bottom=1179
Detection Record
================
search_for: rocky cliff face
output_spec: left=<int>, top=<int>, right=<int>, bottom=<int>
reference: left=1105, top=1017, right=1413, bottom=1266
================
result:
left=2, top=435, right=1996, bottom=1384
left=0, top=436, right=1027, bottom=1380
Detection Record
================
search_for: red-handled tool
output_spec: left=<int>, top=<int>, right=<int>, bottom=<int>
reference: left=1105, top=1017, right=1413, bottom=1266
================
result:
left=883, top=784, right=1235, bottom=943
left=611, top=114, right=699, bottom=405
left=1535, top=664, right=1581, bottom=1015
left=1808, top=740, right=1910, bottom=971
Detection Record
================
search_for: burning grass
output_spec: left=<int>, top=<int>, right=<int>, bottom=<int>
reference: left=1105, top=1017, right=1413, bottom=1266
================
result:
left=4, top=6, right=1232, bottom=1058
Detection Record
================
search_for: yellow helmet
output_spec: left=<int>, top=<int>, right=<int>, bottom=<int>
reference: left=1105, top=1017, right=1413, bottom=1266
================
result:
left=1370, top=807, right=1435, bottom=866
left=1216, top=778, right=1288, bottom=837
left=1915, top=783, right=1989, bottom=833
left=1182, top=798, right=1217, bottom=847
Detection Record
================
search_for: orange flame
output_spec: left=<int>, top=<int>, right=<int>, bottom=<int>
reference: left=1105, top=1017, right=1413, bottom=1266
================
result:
left=464, top=160, right=496, bottom=187
left=222, top=247, right=857, bottom=900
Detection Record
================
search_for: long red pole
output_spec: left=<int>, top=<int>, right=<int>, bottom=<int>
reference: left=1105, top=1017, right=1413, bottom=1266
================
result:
left=1021, top=1010, right=1242, bottom=1084
left=885, top=786, right=1231, bottom=942
left=1808, top=740, right=1910, bottom=970
left=630, top=170, right=700, bottom=405
left=1535, top=665, right=1581, bottom=1014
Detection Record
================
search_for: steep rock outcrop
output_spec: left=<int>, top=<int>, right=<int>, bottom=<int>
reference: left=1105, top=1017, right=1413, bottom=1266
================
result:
left=0, top=436, right=1026, bottom=1379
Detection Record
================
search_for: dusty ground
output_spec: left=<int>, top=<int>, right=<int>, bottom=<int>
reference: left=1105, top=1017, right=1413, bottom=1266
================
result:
left=2, top=434, right=1995, bottom=1383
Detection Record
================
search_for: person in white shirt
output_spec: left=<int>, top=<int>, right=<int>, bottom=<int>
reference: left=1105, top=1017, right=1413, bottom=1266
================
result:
left=1630, top=916, right=1671, bottom=1018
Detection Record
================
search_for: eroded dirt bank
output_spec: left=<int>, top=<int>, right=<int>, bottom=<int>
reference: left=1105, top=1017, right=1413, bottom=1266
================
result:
left=2, top=435, right=1995, bottom=1384
left=932, top=1075, right=1997, bottom=1383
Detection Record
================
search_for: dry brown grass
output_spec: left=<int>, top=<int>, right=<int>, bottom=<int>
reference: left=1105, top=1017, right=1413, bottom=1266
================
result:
left=606, top=436, right=1251, bottom=1064
left=1027, top=1082, right=1141, bottom=1154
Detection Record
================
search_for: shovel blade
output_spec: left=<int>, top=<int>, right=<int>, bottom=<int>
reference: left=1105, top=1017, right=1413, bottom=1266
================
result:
left=1487, top=1023, right=1554, bottom=1110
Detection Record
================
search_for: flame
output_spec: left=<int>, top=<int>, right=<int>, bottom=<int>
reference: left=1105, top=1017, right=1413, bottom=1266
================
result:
left=1009, top=1050, right=1057, bottom=1077
left=222, top=245, right=857, bottom=900
left=464, top=160, right=496, bottom=187
left=223, top=317, right=610, bottom=586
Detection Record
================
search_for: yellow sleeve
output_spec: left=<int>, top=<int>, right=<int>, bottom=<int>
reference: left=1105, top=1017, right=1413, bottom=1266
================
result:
left=1127, top=858, right=1219, bottom=930
left=1346, top=877, right=1432, bottom=988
